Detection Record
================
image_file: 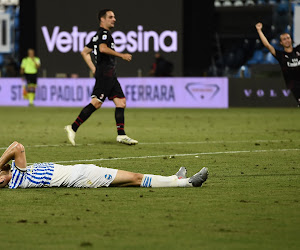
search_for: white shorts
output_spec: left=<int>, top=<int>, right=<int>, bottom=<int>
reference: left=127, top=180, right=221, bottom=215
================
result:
left=50, top=164, right=118, bottom=188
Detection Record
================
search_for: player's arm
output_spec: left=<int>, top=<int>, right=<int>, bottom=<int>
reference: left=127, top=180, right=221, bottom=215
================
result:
left=20, top=59, right=25, bottom=75
left=99, top=43, right=132, bottom=61
left=0, top=142, right=27, bottom=170
left=0, top=141, right=18, bottom=169
left=32, top=58, right=40, bottom=69
left=20, top=67, right=24, bottom=76
left=255, top=22, right=276, bottom=56
left=81, top=46, right=96, bottom=74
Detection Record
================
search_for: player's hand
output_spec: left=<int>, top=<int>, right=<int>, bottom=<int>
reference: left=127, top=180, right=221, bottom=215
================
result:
left=122, top=53, right=132, bottom=62
left=256, top=22, right=263, bottom=31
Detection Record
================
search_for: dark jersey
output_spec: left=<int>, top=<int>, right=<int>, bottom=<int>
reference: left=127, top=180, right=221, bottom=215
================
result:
left=86, top=27, right=116, bottom=74
left=274, top=45, right=300, bottom=88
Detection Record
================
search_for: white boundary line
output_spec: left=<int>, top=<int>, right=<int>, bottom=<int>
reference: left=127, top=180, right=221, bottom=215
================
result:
left=139, top=139, right=299, bottom=145
left=28, top=148, right=300, bottom=165
left=0, top=139, right=298, bottom=150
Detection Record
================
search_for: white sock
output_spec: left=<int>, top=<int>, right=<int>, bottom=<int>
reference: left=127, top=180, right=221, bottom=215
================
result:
left=140, top=174, right=193, bottom=188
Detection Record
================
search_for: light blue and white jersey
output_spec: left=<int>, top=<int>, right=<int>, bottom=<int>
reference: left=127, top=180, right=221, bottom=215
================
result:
left=8, top=161, right=117, bottom=189
left=9, top=161, right=54, bottom=189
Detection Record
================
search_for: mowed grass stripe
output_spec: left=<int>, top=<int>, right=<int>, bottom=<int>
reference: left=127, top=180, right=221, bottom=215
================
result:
left=0, top=139, right=298, bottom=150
left=27, top=148, right=300, bottom=164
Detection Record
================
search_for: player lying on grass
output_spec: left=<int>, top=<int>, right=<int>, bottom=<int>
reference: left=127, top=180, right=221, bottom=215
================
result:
left=0, top=142, right=208, bottom=189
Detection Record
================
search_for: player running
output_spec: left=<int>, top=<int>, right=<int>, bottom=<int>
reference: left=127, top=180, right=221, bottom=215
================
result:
left=255, top=22, right=300, bottom=107
left=65, top=9, right=138, bottom=146
left=0, top=141, right=208, bottom=189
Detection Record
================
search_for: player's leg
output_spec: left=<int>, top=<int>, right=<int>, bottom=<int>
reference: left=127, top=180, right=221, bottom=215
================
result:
left=64, top=98, right=100, bottom=146
left=113, top=97, right=126, bottom=136
left=27, top=74, right=37, bottom=106
left=27, top=83, right=36, bottom=106
left=110, top=170, right=191, bottom=188
left=110, top=170, right=143, bottom=187
left=65, top=77, right=105, bottom=145
left=113, top=97, right=138, bottom=145
left=111, top=78, right=126, bottom=136
left=71, top=97, right=102, bottom=132
left=22, top=84, right=28, bottom=100
left=0, top=141, right=27, bottom=169
left=23, top=74, right=31, bottom=102
left=110, top=79, right=138, bottom=145
left=140, top=167, right=208, bottom=187
left=110, top=167, right=208, bottom=188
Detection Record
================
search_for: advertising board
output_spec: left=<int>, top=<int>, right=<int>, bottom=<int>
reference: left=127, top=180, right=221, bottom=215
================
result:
left=0, top=77, right=228, bottom=108
left=229, top=78, right=296, bottom=107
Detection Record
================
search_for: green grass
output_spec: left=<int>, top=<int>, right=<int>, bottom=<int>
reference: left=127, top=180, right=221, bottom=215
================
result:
left=0, top=107, right=299, bottom=250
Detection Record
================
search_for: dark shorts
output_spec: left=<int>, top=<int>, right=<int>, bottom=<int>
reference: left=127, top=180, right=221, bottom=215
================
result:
left=25, top=74, right=37, bottom=85
left=91, top=72, right=125, bottom=103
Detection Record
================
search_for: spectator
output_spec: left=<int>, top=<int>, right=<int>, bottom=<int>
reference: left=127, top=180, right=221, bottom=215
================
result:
left=3, top=56, right=19, bottom=77
left=149, top=53, right=173, bottom=77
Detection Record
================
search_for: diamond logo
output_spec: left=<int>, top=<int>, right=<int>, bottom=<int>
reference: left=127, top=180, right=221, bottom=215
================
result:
left=185, top=82, right=220, bottom=101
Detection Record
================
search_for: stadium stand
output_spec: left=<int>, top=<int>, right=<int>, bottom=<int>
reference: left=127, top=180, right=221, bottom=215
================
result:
left=214, top=0, right=291, bottom=7
left=233, top=0, right=244, bottom=6
left=246, top=49, right=264, bottom=65
left=245, top=0, right=255, bottom=6
left=264, top=51, right=278, bottom=64
left=0, top=1, right=20, bottom=77
left=257, top=0, right=266, bottom=4
left=215, top=0, right=222, bottom=7
left=223, top=0, right=233, bottom=7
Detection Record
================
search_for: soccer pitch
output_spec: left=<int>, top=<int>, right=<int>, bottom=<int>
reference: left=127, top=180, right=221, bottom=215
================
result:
left=0, top=107, right=299, bottom=250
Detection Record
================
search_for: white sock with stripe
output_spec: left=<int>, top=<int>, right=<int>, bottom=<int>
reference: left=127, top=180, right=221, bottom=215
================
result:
left=140, top=174, right=193, bottom=188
